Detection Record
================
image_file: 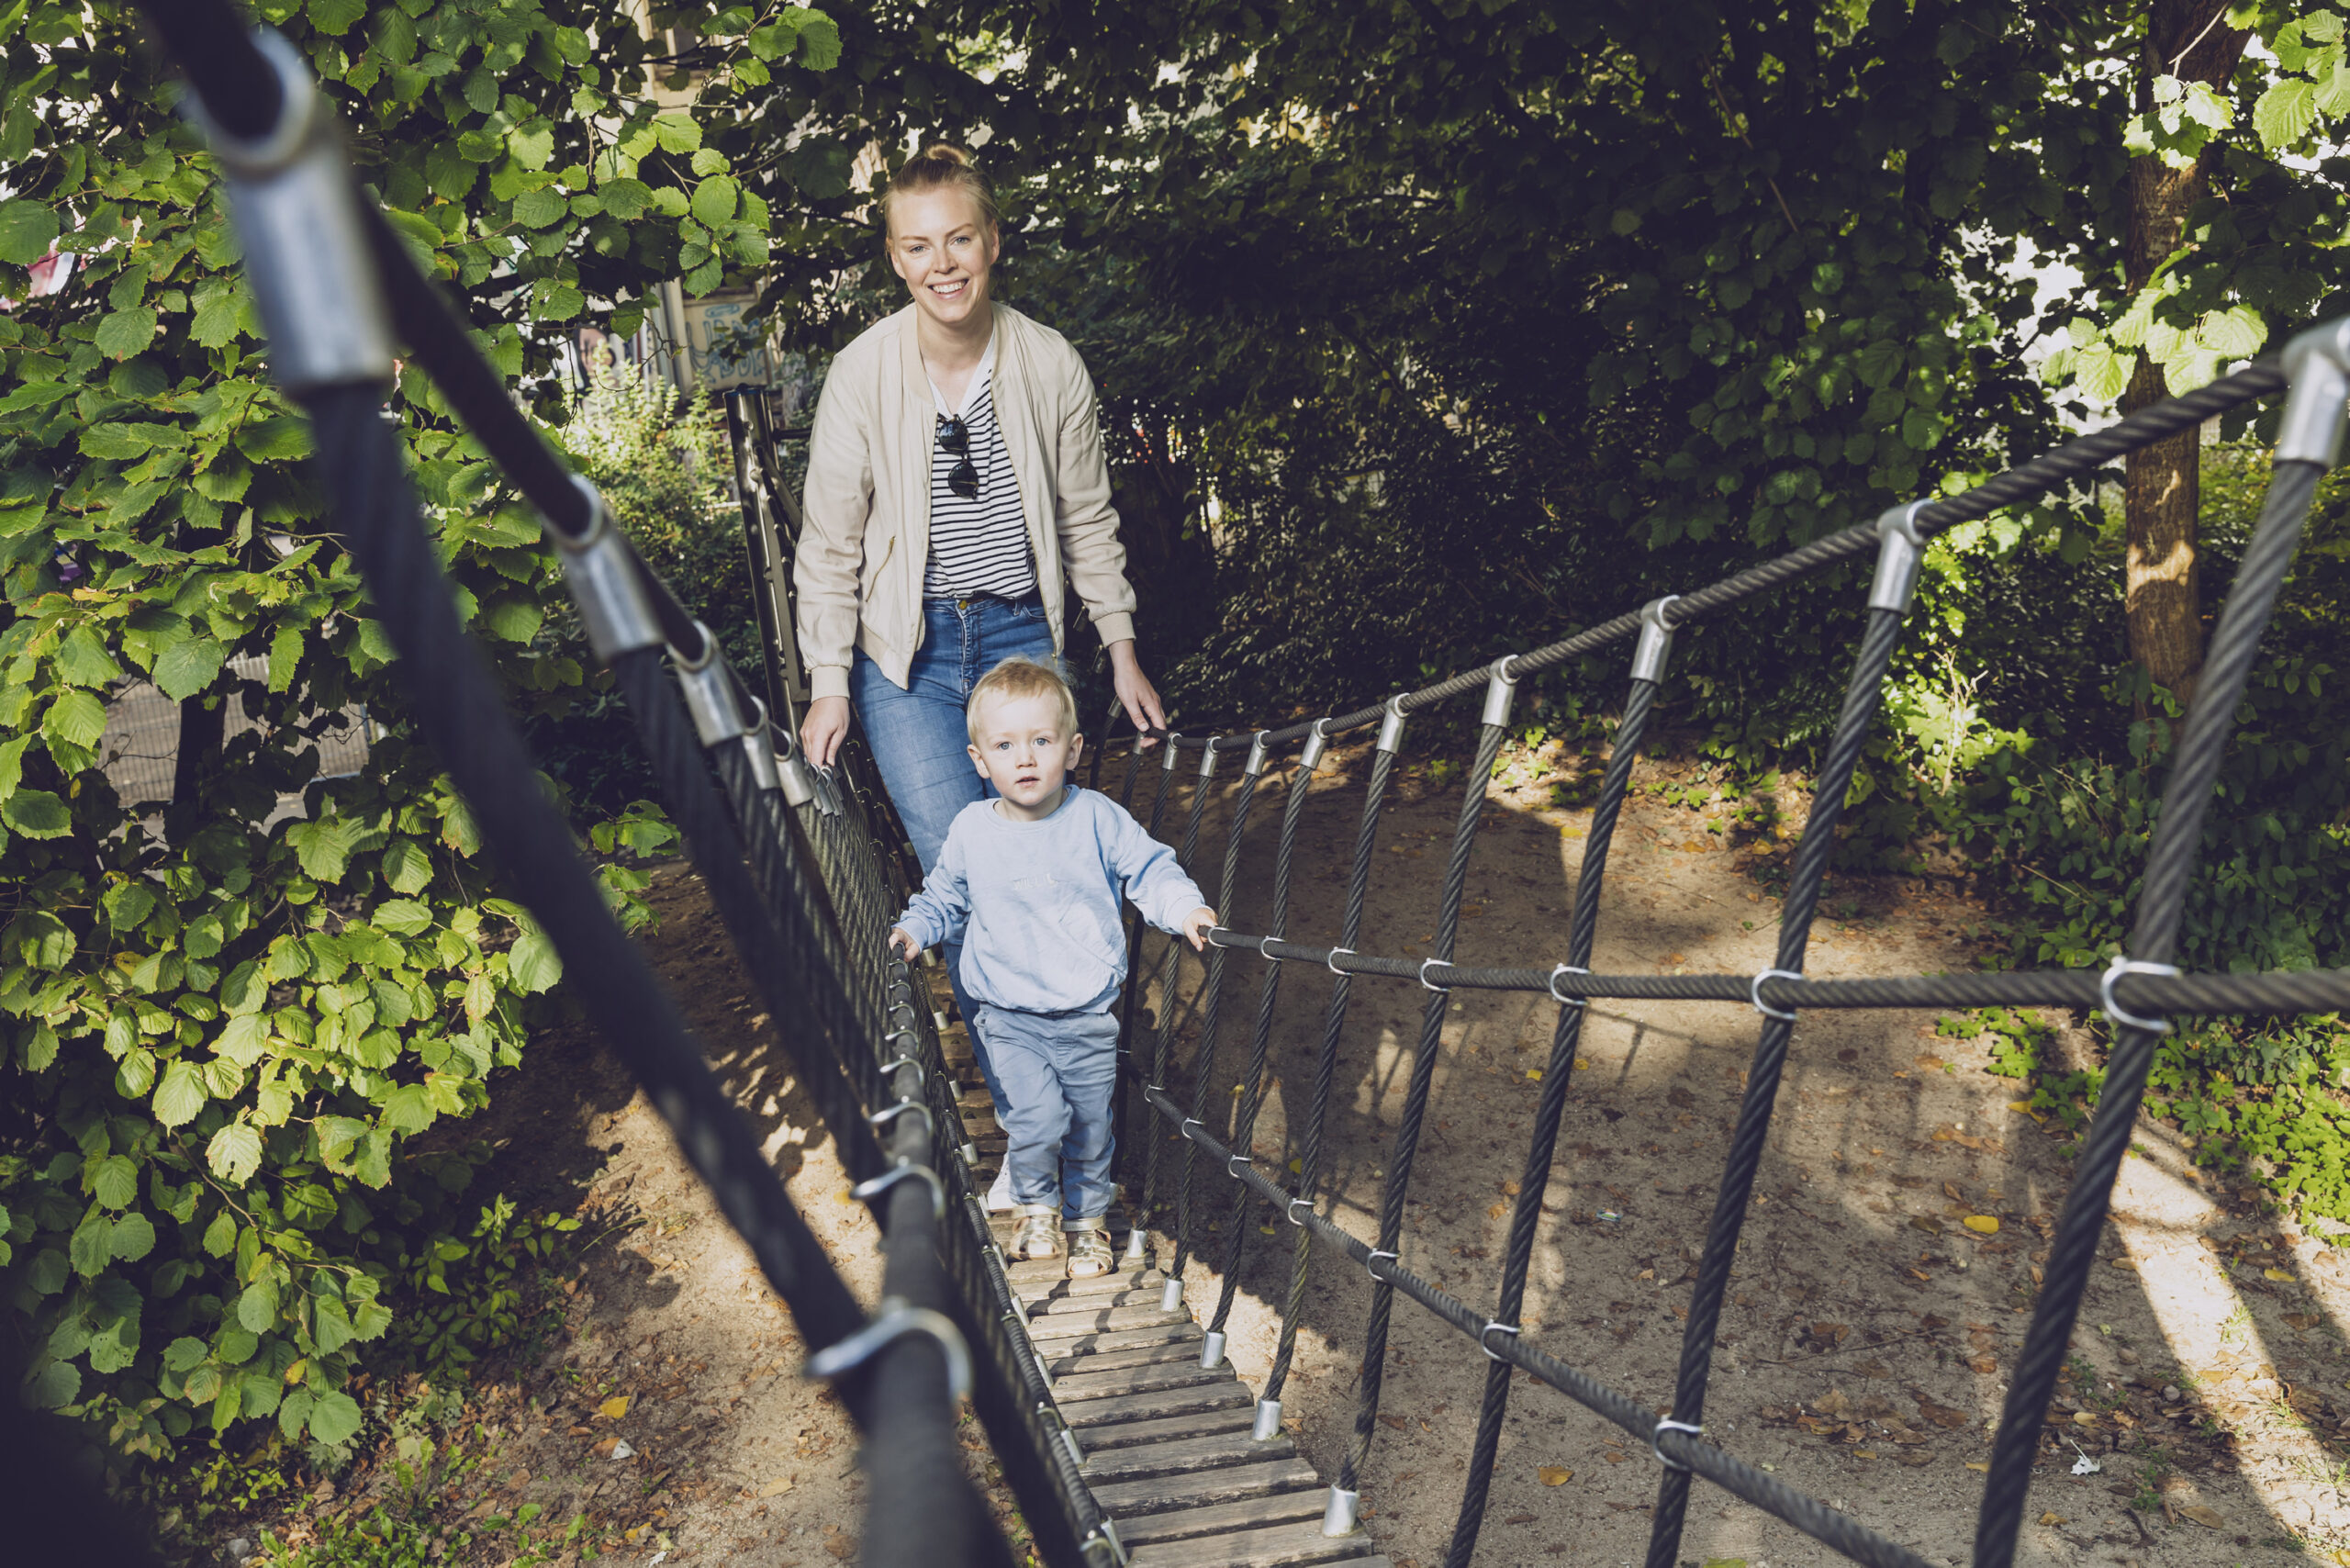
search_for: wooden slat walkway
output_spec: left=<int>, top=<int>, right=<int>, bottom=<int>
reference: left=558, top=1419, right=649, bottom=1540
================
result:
left=946, top=1073, right=1390, bottom=1568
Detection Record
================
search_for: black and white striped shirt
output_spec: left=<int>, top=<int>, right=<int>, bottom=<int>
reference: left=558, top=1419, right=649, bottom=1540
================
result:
left=924, top=356, right=1035, bottom=599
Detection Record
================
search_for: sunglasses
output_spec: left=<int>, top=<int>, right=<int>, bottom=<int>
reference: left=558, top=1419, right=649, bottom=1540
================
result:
left=936, top=416, right=979, bottom=499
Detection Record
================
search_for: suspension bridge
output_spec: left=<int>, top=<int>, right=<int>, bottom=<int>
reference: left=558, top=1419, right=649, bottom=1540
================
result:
left=89, top=6, right=2350, bottom=1566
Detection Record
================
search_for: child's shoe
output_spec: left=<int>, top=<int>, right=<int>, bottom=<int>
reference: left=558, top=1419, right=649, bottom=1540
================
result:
left=985, top=1164, right=1016, bottom=1213
left=1064, top=1217, right=1113, bottom=1279
left=1011, top=1204, right=1062, bottom=1261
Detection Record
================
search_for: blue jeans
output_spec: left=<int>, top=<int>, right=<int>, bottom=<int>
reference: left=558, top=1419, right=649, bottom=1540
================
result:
left=853, top=595, right=1058, bottom=1110
left=975, top=1004, right=1118, bottom=1220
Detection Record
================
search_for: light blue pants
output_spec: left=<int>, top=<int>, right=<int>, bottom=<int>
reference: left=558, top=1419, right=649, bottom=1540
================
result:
left=852, top=594, right=1057, bottom=1112
left=974, top=1004, right=1119, bottom=1221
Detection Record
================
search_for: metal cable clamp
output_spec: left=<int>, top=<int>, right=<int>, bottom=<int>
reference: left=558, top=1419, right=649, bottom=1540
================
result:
left=1376, top=694, right=1409, bottom=754
left=1751, top=968, right=1803, bottom=1023
left=1300, top=716, right=1333, bottom=772
left=550, top=477, right=664, bottom=663
left=1325, top=946, right=1357, bottom=976
left=1161, top=734, right=1183, bottom=773
left=1478, top=1321, right=1521, bottom=1363
left=736, top=699, right=782, bottom=792
left=867, top=1100, right=933, bottom=1142
left=2101, top=956, right=2181, bottom=1036
left=1259, top=934, right=1283, bottom=959
left=1365, top=1248, right=1398, bottom=1284
left=670, top=620, right=750, bottom=747
left=1227, top=1152, right=1255, bottom=1179
left=1197, top=737, right=1221, bottom=779
left=1481, top=655, right=1519, bottom=729
left=805, top=1296, right=972, bottom=1404
left=1287, top=1196, right=1315, bottom=1225
left=1419, top=957, right=1452, bottom=992
left=1081, top=1519, right=1130, bottom=1568
left=2278, top=318, right=2350, bottom=467
left=1869, top=499, right=1931, bottom=616
left=851, top=1163, right=945, bottom=1220
left=1651, top=1417, right=1704, bottom=1472
left=1631, top=596, right=1682, bottom=683
left=1037, top=1402, right=1085, bottom=1468
left=1548, top=963, right=1591, bottom=1009
left=1242, top=729, right=1270, bottom=777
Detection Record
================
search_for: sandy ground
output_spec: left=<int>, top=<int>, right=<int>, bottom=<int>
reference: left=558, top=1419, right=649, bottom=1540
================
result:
left=207, top=735, right=2350, bottom=1568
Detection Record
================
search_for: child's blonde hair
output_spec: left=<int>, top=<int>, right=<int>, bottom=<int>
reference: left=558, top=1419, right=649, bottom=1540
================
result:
left=967, top=656, right=1077, bottom=743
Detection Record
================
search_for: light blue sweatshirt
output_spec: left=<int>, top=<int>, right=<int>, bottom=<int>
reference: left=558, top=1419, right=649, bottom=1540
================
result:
left=894, top=787, right=1208, bottom=1015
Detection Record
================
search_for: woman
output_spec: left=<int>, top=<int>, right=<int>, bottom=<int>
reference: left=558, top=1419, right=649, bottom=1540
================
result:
left=794, top=145, right=1169, bottom=1192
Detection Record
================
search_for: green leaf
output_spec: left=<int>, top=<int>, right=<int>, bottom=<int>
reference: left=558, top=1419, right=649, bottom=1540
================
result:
left=599, top=178, right=654, bottom=219
left=509, top=120, right=555, bottom=171
left=308, top=1390, right=363, bottom=1445
left=794, top=10, right=842, bottom=69
left=0, top=197, right=60, bottom=265
left=476, top=597, right=543, bottom=642
left=380, top=1082, right=434, bottom=1134
left=3, top=790, right=70, bottom=839
left=153, top=1060, right=208, bottom=1129
left=53, top=625, right=124, bottom=688
left=286, top=819, right=354, bottom=881
left=2196, top=306, right=2265, bottom=358
left=217, top=1014, right=270, bottom=1069
left=69, top=1211, right=113, bottom=1277
left=43, top=689, right=107, bottom=752
left=511, top=186, right=567, bottom=228
left=268, top=624, right=304, bottom=692
left=307, top=0, right=365, bottom=33
left=234, top=416, right=313, bottom=462
left=374, top=898, right=434, bottom=935
left=653, top=111, right=701, bottom=153
left=164, top=1336, right=209, bottom=1373
left=25, top=1360, right=79, bottom=1409
left=104, top=880, right=156, bottom=933
left=382, top=838, right=435, bottom=894
left=153, top=635, right=227, bottom=700
left=691, top=175, right=740, bottom=228
left=2255, top=79, right=2318, bottom=151
left=95, top=307, right=159, bottom=360
left=203, top=1209, right=237, bottom=1257
left=207, top=1122, right=264, bottom=1186
left=237, top=1278, right=279, bottom=1334
left=509, top=929, right=562, bottom=993
left=279, top=1388, right=314, bottom=1440
left=92, top=1155, right=139, bottom=1210
left=109, top=1211, right=155, bottom=1261
left=2075, top=342, right=2131, bottom=405
left=190, top=275, right=246, bottom=348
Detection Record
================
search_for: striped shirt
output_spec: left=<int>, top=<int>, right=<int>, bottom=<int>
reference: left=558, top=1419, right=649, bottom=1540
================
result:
left=923, top=346, right=1035, bottom=599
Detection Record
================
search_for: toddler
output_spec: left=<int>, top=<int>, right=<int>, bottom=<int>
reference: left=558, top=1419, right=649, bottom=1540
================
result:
left=890, top=656, right=1214, bottom=1277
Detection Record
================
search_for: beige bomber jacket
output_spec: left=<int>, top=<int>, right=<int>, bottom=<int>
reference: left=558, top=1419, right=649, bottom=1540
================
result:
left=793, top=301, right=1139, bottom=702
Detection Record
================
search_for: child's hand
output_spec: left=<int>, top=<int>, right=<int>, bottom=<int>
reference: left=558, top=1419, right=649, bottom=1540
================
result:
left=1181, top=907, right=1218, bottom=951
left=888, top=927, right=921, bottom=961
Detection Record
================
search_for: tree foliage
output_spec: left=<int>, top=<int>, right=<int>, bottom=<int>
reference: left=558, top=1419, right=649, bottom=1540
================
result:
left=0, top=0, right=835, bottom=1458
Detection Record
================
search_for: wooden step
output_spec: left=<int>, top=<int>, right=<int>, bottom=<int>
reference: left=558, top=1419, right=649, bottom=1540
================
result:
left=1091, top=1457, right=1320, bottom=1518
left=1127, top=1518, right=1380, bottom=1567
left=1053, top=1361, right=1227, bottom=1404
left=1112, top=1490, right=1331, bottom=1548
left=1025, top=1305, right=1193, bottom=1338
left=1081, top=1425, right=1291, bottom=1478
left=1028, top=1286, right=1166, bottom=1316
left=1065, top=1380, right=1251, bottom=1430
left=1043, top=1338, right=1206, bottom=1379
left=1024, top=1321, right=1201, bottom=1358
left=1015, top=1265, right=1164, bottom=1299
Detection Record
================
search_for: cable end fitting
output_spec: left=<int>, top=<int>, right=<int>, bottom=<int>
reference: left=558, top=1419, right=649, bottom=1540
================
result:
left=1161, top=733, right=1183, bottom=771
left=673, top=624, right=751, bottom=747
left=736, top=700, right=781, bottom=792
left=178, top=30, right=393, bottom=391
left=553, top=478, right=664, bottom=664
left=1160, top=1276, right=1185, bottom=1313
left=1242, top=730, right=1270, bottom=777
left=1481, top=655, right=1519, bottom=730
left=2278, top=318, right=2350, bottom=467
left=1322, top=1486, right=1361, bottom=1537
left=1199, top=1329, right=1227, bottom=1370
left=1252, top=1398, right=1284, bottom=1441
left=777, top=742, right=818, bottom=809
left=1300, top=718, right=1332, bottom=773
left=1196, top=737, right=1220, bottom=779
left=1631, top=595, right=1681, bottom=684
left=1868, top=500, right=1931, bottom=616
left=1375, top=694, right=1409, bottom=755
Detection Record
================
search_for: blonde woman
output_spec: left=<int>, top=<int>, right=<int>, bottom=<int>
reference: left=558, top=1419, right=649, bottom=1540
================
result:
left=795, top=145, right=1169, bottom=1184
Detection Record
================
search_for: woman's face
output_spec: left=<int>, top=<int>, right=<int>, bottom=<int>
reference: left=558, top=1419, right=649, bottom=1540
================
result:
left=887, top=186, right=999, bottom=332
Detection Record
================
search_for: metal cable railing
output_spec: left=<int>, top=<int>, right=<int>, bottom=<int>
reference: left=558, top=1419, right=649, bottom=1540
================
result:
left=134, top=7, right=2350, bottom=1568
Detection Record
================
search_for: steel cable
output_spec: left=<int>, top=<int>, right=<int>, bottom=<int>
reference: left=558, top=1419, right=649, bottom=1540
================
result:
left=1138, top=741, right=1215, bottom=1225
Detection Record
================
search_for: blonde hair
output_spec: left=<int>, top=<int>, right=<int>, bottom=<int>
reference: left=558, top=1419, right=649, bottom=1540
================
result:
left=967, top=656, right=1077, bottom=743
left=884, top=142, right=1000, bottom=240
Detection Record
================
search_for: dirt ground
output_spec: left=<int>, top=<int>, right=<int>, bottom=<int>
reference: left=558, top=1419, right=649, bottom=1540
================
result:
left=211, top=734, right=2350, bottom=1568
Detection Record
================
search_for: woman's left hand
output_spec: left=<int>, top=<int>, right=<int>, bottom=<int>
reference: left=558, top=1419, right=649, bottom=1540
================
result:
left=1106, top=639, right=1168, bottom=745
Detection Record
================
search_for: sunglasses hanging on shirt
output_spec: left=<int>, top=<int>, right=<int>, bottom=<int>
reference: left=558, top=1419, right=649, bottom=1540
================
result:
left=935, top=415, right=980, bottom=499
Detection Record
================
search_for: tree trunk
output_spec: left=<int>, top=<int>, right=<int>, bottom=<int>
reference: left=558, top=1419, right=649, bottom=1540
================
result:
left=2120, top=1, right=2248, bottom=711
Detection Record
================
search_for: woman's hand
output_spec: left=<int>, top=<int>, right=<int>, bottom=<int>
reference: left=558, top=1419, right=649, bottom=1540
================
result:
left=1106, top=639, right=1169, bottom=745
left=1181, top=906, right=1218, bottom=952
left=800, top=695, right=851, bottom=768
left=888, top=927, right=921, bottom=961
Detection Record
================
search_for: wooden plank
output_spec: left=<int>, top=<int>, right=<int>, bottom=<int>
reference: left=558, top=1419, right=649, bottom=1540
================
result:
left=1028, top=1286, right=1166, bottom=1316
left=1052, top=1361, right=1226, bottom=1404
left=1010, top=1262, right=1161, bottom=1296
left=1090, top=1458, right=1320, bottom=1518
left=1127, top=1519, right=1379, bottom=1568
left=1111, top=1490, right=1329, bottom=1547
left=1024, top=1305, right=1193, bottom=1338
left=1022, top=1321, right=1200, bottom=1357
left=1080, top=1426, right=1291, bottom=1477
left=1043, top=1339, right=1204, bottom=1379
left=1064, top=1380, right=1251, bottom=1429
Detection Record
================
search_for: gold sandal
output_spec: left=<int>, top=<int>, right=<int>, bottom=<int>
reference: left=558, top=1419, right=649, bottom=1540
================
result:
left=1064, top=1217, right=1113, bottom=1279
left=1012, top=1204, right=1062, bottom=1260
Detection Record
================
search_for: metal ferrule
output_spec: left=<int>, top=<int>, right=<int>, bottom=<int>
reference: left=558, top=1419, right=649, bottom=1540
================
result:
left=1867, top=500, right=1930, bottom=616
left=1632, top=595, right=1681, bottom=684
left=671, top=626, right=748, bottom=747
left=2278, top=318, right=2350, bottom=466
left=1241, top=731, right=1270, bottom=777
left=1480, top=655, right=1518, bottom=729
left=554, top=480, right=664, bottom=663
left=1121, top=1226, right=1147, bottom=1263
left=1160, top=1276, right=1184, bottom=1312
left=1299, top=721, right=1330, bottom=773
left=1376, top=696, right=1408, bottom=754
left=1199, top=1329, right=1226, bottom=1370
left=1322, top=1486, right=1360, bottom=1537
left=810, top=767, right=843, bottom=817
left=737, top=733, right=780, bottom=793
left=1197, top=740, right=1220, bottom=779
left=777, top=749, right=817, bottom=808
left=181, top=32, right=393, bottom=389
left=957, top=1140, right=979, bottom=1168
left=1252, top=1398, right=1283, bottom=1441
left=1059, top=1425, right=1086, bottom=1471
left=1161, top=735, right=1182, bottom=772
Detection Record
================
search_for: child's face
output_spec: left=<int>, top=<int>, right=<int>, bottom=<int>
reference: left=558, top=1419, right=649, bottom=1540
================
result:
left=968, top=690, right=1084, bottom=821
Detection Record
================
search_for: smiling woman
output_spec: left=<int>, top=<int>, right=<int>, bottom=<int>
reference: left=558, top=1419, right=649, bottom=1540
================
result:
left=793, top=142, right=1172, bottom=1135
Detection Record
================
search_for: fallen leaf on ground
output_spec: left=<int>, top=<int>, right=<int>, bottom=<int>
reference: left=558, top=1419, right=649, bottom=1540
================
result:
left=2265, top=1268, right=2294, bottom=1282
left=1965, top=1462, right=1989, bottom=1473
left=2039, top=1512, right=2065, bottom=1527
left=1701, top=1560, right=1748, bottom=1568
left=2176, top=1505, right=2225, bottom=1529
left=1968, top=1357, right=1998, bottom=1374
left=1379, top=1414, right=1408, bottom=1431
left=1505, top=1512, right=1538, bottom=1525
left=1538, top=1466, right=1572, bottom=1485
left=1964, top=1215, right=1999, bottom=1234
left=1916, top=1396, right=1970, bottom=1429
left=599, top=1395, right=632, bottom=1419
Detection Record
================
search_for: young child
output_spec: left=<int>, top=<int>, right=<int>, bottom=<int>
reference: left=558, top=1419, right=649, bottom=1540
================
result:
left=889, top=656, right=1215, bottom=1278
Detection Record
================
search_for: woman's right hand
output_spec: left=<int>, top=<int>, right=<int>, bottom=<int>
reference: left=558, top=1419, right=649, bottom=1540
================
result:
left=800, top=695, right=851, bottom=768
